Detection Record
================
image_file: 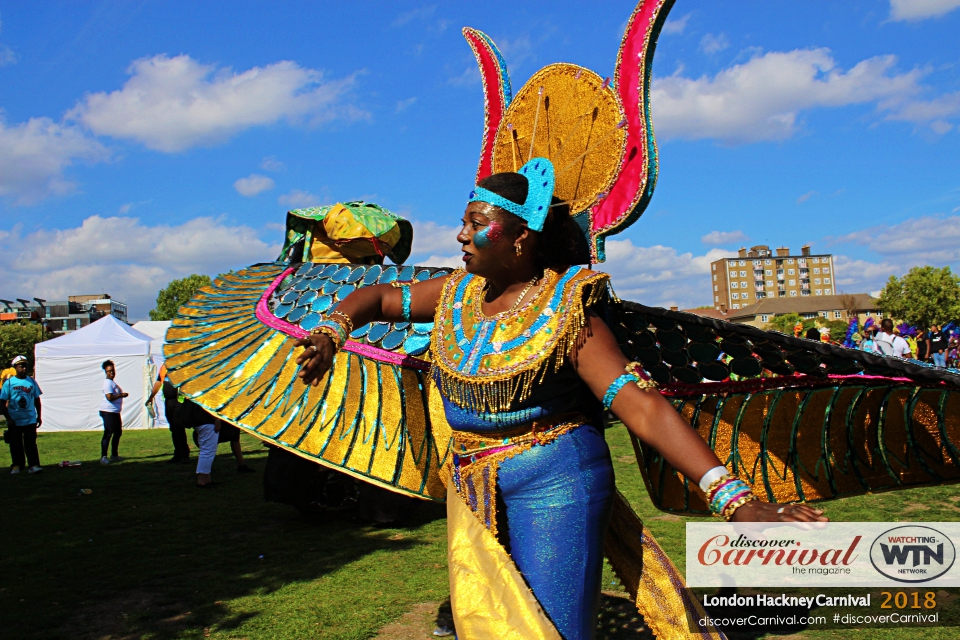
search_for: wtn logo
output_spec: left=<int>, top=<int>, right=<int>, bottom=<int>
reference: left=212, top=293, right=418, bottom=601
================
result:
left=879, top=543, right=944, bottom=568
left=870, top=526, right=956, bottom=583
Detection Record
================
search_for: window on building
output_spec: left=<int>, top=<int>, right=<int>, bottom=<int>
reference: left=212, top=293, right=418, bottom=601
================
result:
left=820, top=311, right=828, bottom=318
left=789, top=279, right=796, bottom=286
left=814, top=278, right=821, bottom=285
left=823, top=267, right=830, bottom=274
left=824, top=277, right=831, bottom=284
left=765, top=259, right=772, bottom=265
left=790, top=290, right=797, bottom=296
left=798, top=259, right=806, bottom=267
left=756, top=292, right=763, bottom=299
left=824, top=289, right=832, bottom=294
left=787, top=268, right=795, bottom=275
left=801, top=290, right=810, bottom=296
left=731, top=281, right=738, bottom=288
left=754, top=260, right=762, bottom=267
left=741, top=281, right=747, bottom=288
left=733, top=303, right=740, bottom=309
left=816, top=289, right=822, bottom=295
left=712, top=264, right=716, bottom=271
left=766, top=280, right=773, bottom=287
left=834, top=311, right=842, bottom=319
left=715, top=296, right=719, bottom=302
left=714, top=285, right=718, bottom=291
left=732, top=293, right=739, bottom=300
left=738, top=260, right=745, bottom=266
left=814, top=268, right=821, bottom=274
left=812, top=257, right=820, bottom=263
left=760, top=315, right=769, bottom=322
left=765, top=269, right=772, bottom=276
left=787, top=259, right=794, bottom=264
left=740, top=270, right=746, bottom=277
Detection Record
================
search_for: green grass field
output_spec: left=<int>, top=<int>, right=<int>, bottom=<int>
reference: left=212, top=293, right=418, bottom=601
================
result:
left=1, top=425, right=957, bottom=639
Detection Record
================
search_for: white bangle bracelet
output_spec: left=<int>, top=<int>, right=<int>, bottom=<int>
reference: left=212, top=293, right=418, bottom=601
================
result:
left=699, top=466, right=729, bottom=494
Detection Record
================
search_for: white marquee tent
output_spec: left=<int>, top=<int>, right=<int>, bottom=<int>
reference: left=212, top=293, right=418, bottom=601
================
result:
left=131, top=320, right=172, bottom=427
left=34, top=315, right=158, bottom=432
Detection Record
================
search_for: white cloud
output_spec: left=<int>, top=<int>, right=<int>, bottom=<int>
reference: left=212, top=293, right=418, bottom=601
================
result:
left=0, top=117, right=109, bottom=205
left=662, top=13, right=692, bottom=35
left=233, top=173, right=276, bottom=197
left=393, top=5, right=437, bottom=27
left=0, top=215, right=279, bottom=319
left=278, top=189, right=321, bottom=208
left=699, top=33, right=729, bottom=55
left=260, top=156, right=284, bottom=172
left=829, top=214, right=960, bottom=293
left=700, top=230, right=748, bottom=245
left=67, top=54, right=367, bottom=152
left=797, top=190, right=818, bottom=204
left=882, top=90, right=960, bottom=131
left=651, top=48, right=924, bottom=144
left=396, top=97, right=417, bottom=112
left=0, top=17, right=17, bottom=66
left=410, top=219, right=459, bottom=259
left=889, top=0, right=960, bottom=21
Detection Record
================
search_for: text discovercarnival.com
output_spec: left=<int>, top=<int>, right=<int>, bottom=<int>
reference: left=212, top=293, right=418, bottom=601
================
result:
left=684, top=522, right=960, bottom=632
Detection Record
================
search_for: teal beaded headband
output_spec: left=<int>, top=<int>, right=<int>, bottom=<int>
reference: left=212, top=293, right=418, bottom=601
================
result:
left=469, top=157, right=555, bottom=232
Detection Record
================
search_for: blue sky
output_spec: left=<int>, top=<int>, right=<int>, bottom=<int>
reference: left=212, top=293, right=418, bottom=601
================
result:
left=0, top=0, right=958, bottom=319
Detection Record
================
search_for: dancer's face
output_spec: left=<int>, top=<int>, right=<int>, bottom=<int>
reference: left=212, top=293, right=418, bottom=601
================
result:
left=104, top=365, right=116, bottom=380
left=457, top=202, right=519, bottom=276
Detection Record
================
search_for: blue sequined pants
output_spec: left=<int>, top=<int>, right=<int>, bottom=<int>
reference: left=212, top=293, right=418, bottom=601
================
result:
left=497, top=424, right=614, bottom=640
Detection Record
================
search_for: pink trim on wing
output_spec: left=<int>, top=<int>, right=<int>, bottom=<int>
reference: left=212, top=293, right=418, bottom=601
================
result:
left=255, top=267, right=431, bottom=371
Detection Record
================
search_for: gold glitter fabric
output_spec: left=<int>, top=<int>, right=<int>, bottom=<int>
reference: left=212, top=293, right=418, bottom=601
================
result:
left=164, top=263, right=452, bottom=501
left=447, top=482, right=562, bottom=639
left=604, top=491, right=725, bottom=639
left=491, top=63, right=626, bottom=214
left=451, top=417, right=585, bottom=536
left=432, top=265, right=612, bottom=413
left=632, top=385, right=960, bottom=514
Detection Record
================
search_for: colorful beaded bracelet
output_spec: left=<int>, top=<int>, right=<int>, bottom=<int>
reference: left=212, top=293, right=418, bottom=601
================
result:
left=391, top=281, right=412, bottom=322
left=706, top=476, right=758, bottom=520
left=601, top=364, right=660, bottom=410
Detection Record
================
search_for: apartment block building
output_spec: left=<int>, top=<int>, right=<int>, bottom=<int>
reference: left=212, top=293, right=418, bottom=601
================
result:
left=710, top=245, right=836, bottom=311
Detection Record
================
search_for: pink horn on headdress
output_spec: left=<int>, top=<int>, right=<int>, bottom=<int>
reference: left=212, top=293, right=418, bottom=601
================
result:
left=462, top=28, right=513, bottom=184
left=588, top=0, right=675, bottom=262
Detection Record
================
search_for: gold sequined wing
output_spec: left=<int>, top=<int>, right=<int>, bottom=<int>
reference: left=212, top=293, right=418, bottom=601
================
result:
left=610, top=301, right=960, bottom=514
left=164, top=263, right=454, bottom=501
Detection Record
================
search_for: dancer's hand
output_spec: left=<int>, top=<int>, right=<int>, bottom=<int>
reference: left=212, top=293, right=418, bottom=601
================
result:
left=732, top=501, right=828, bottom=523
left=295, top=333, right=337, bottom=386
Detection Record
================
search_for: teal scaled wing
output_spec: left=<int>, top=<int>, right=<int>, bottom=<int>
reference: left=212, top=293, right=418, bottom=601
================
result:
left=609, top=302, right=960, bottom=515
left=164, top=262, right=455, bottom=501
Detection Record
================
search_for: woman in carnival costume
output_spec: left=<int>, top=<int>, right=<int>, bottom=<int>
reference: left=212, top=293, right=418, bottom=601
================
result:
left=166, top=1, right=960, bottom=638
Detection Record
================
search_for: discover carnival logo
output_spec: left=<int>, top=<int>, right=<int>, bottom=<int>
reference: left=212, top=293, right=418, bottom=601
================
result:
left=869, top=525, right=956, bottom=583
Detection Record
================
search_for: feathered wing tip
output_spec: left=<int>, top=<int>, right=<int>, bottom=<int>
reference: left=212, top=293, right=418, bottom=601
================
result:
left=463, top=27, right=512, bottom=184
left=587, top=0, right=676, bottom=262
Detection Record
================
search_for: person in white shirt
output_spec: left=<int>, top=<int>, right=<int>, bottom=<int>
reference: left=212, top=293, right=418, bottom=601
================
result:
left=873, top=319, right=912, bottom=359
left=99, top=360, right=128, bottom=464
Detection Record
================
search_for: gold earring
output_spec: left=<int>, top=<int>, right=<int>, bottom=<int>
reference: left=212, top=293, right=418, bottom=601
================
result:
left=515, top=244, right=522, bottom=256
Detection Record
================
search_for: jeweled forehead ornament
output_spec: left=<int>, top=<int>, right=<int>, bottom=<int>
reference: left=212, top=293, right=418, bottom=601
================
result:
left=468, top=157, right=555, bottom=232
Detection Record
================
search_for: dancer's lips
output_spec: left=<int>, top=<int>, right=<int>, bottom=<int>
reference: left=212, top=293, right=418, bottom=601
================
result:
left=462, top=250, right=473, bottom=263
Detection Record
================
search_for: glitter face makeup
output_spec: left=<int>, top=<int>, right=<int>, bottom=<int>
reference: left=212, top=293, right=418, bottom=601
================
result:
left=473, top=220, right=504, bottom=249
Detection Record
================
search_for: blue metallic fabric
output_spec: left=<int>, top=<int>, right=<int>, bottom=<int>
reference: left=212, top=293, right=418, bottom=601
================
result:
left=498, top=424, right=614, bottom=640
left=468, top=157, right=555, bottom=231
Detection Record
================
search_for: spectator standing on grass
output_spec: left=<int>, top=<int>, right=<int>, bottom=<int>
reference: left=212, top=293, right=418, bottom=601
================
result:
left=99, top=360, right=128, bottom=464
left=874, top=319, right=911, bottom=358
left=216, top=422, right=256, bottom=474
left=145, top=363, right=191, bottom=463
left=928, top=324, right=948, bottom=368
left=1, top=356, right=43, bottom=474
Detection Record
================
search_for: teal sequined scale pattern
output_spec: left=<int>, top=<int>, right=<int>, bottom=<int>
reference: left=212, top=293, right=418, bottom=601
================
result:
left=163, top=263, right=453, bottom=501
left=608, top=301, right=960, bottom=514
left=268, top=263, right=454, bottom=356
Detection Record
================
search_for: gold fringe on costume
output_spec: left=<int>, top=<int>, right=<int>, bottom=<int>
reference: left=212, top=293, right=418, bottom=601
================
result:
left=451, top=417, right=585, bottom=536
left=432, top=266, right=612, bottom=413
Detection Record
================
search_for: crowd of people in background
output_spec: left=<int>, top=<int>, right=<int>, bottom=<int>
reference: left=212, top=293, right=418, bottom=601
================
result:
left=853, top=318, right=959, bottom=368
left=4, top=356, right=259, bottom=482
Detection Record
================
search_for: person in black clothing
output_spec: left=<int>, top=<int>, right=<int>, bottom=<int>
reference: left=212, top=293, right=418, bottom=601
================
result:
left=805, top=327, right=821, bottom=341
left=929, top=324, right=948, bottom=368
left=146, top=364, right=190, bottom=463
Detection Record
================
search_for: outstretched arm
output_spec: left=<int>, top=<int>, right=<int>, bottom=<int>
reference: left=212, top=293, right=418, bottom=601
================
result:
left=296, top=274, right=449, bottom=385
left=572, top=312, right=826, bottom=523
